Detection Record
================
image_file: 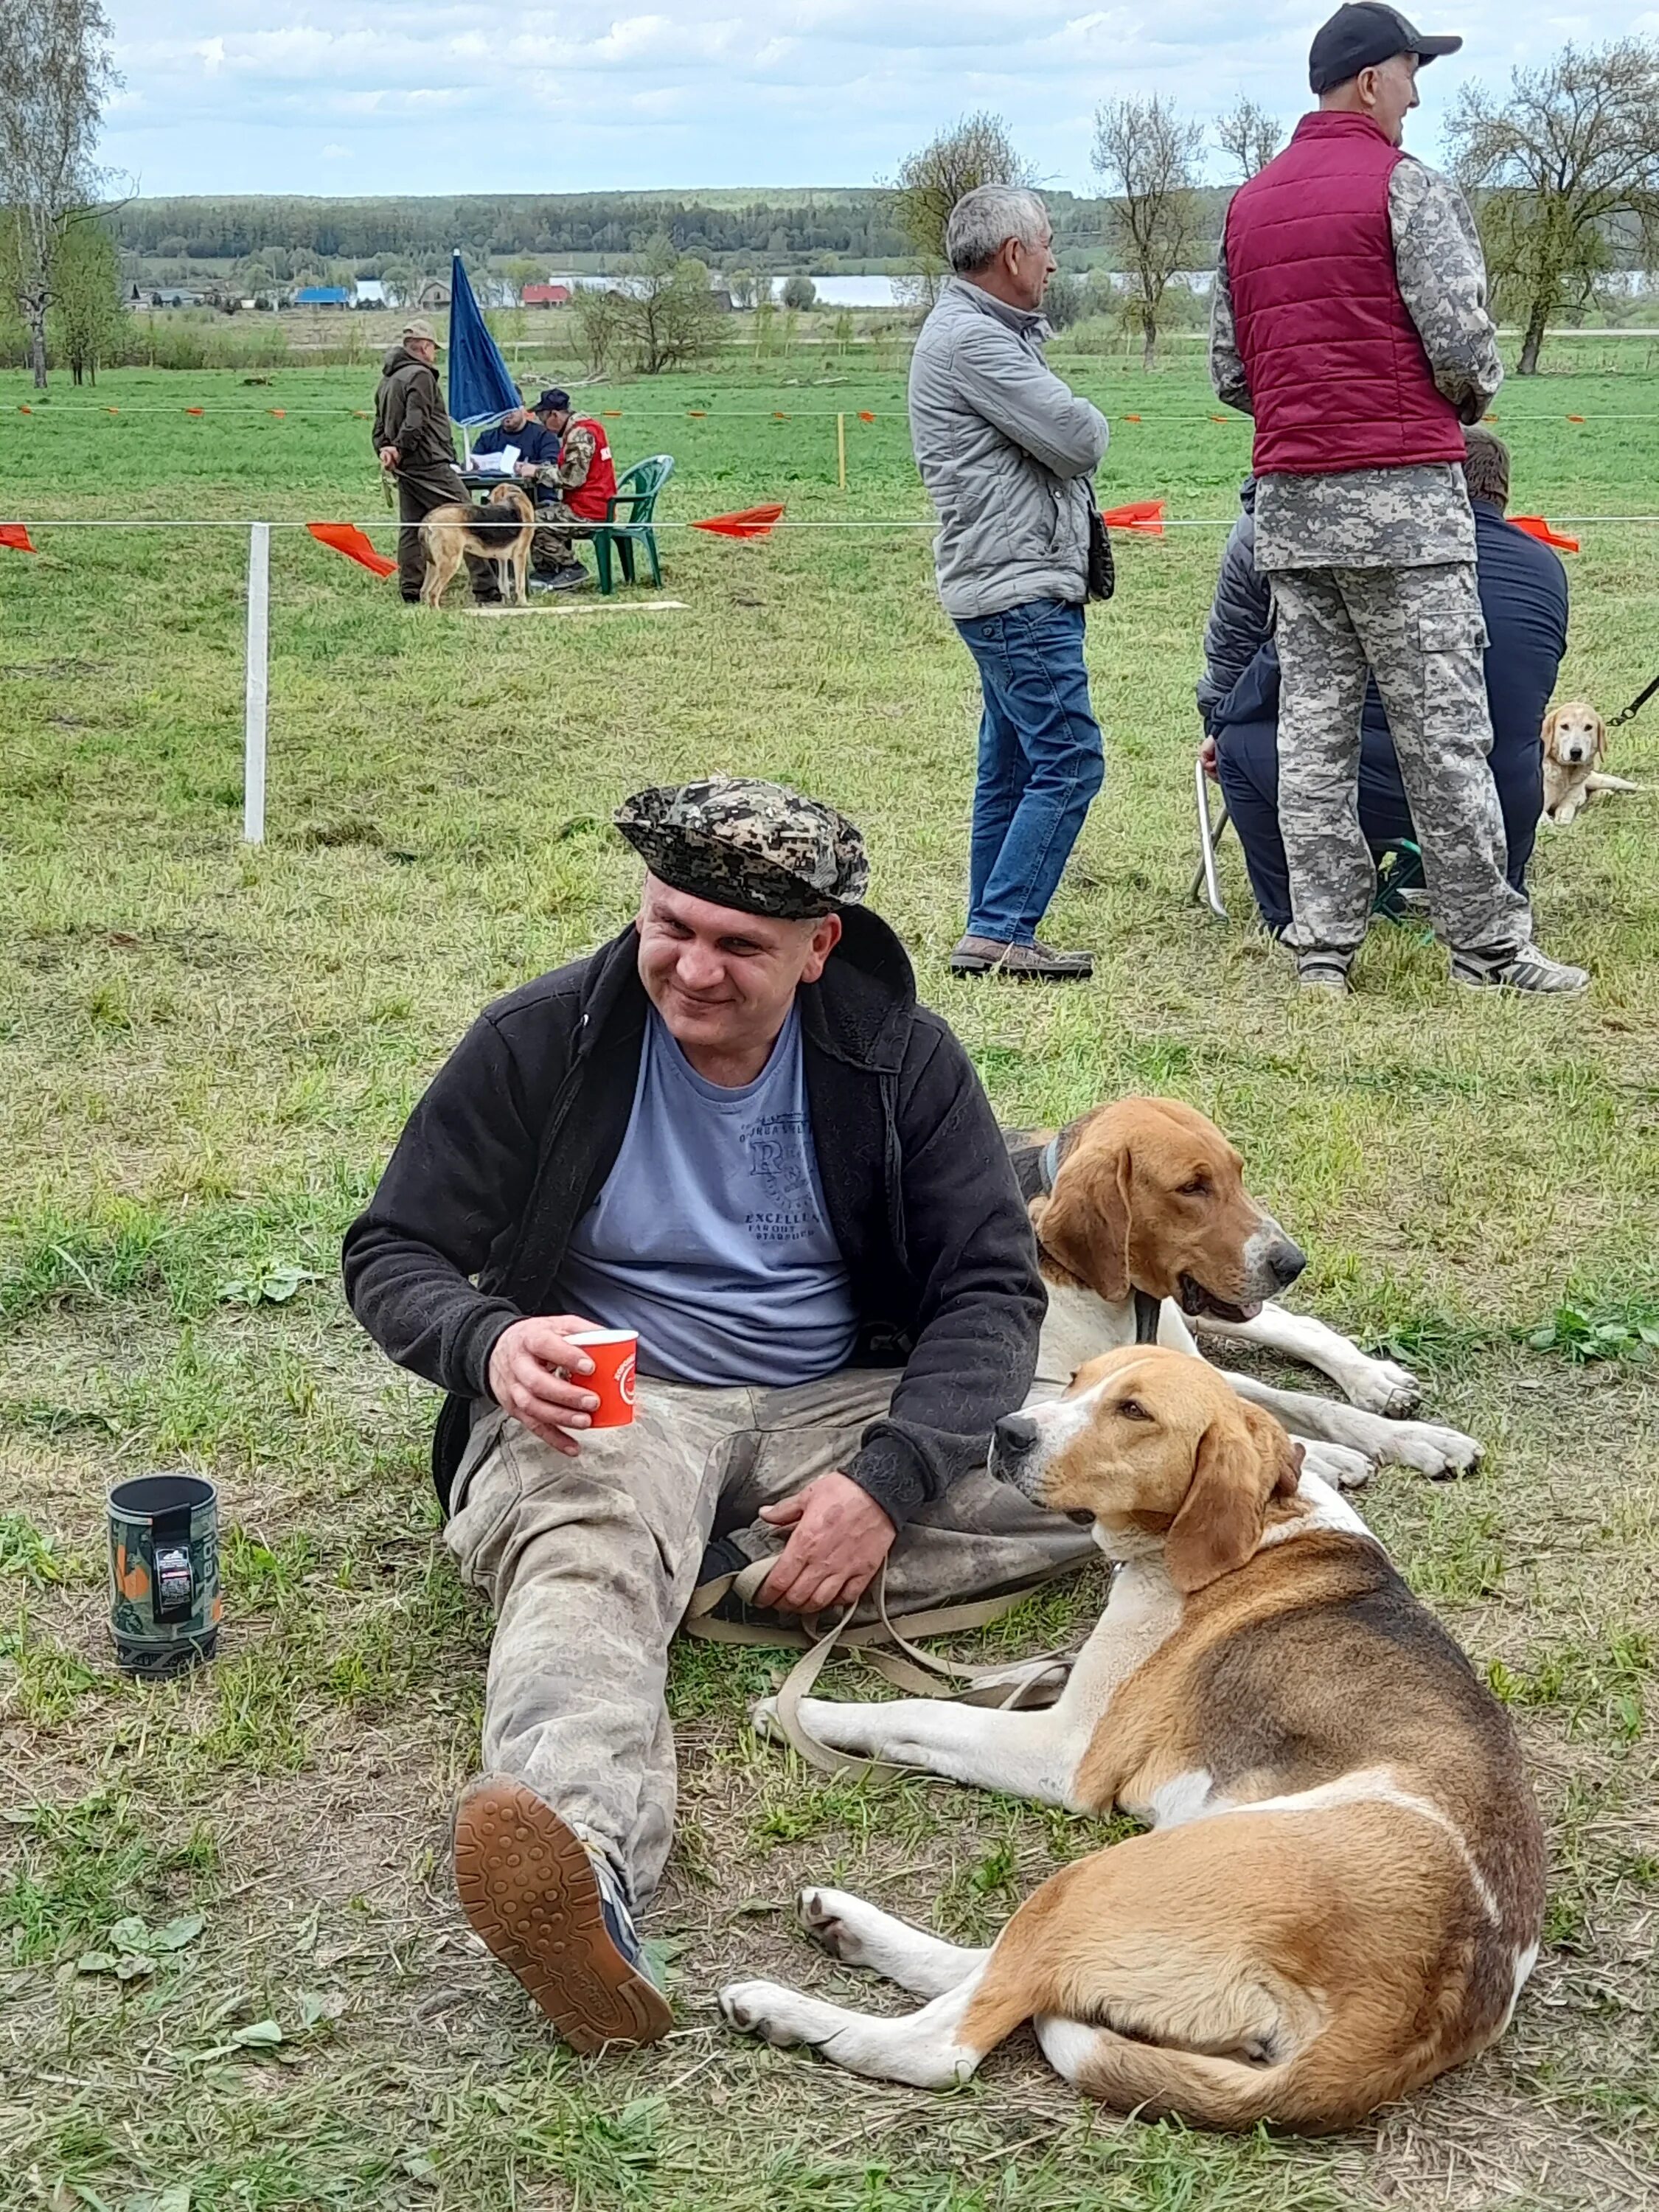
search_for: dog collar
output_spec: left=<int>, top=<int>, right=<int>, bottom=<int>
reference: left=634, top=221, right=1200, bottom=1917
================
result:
left=1039, top=1133, right=1063, bottom=1194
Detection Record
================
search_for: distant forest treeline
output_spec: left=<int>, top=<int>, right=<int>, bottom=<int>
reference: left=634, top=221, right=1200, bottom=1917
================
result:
left=109, top=189, right=1189, bottom=271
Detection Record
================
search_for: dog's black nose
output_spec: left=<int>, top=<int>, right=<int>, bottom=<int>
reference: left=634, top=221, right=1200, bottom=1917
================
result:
left=992, top=1413, right=1040, bottom=1467
left=1269, top=1238, right=1306, bottom=1289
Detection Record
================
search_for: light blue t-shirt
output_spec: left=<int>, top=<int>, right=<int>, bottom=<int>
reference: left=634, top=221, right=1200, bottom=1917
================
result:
left=554, top=1004, right=860, bottom=1388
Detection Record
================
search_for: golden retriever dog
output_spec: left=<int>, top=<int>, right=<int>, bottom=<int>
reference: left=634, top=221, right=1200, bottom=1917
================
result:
left=721, top=1349, right=1544, bottom=2133
left=1541, top=700, right=1635, bottom=826
left=420, top=481, right=535, bottom=608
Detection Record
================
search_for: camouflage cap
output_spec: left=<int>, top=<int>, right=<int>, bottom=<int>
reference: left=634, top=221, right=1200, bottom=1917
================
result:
left=614, top=776, right=869, bottom=920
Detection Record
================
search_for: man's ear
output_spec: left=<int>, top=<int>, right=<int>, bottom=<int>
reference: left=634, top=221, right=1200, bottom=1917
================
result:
left=1165, top=1411, right=1282, bottom=1593
left=1032, top=1142, right=1132, bottom=1304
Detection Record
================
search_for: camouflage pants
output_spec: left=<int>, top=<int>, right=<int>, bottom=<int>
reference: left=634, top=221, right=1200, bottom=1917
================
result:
left=442, top=1366, right=1091, bottom=1906
left=1270, top=563, right=1530, bottom=961
left=532, top=501, right=581, bottom=573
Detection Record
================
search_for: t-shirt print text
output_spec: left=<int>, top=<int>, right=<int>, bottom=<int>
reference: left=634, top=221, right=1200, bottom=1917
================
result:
left=744, top=1112, right=821, bottom=1245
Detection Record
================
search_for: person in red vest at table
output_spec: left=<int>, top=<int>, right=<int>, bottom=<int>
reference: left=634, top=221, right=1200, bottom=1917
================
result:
left=1209, top=4, right=1586, bottom=998
left=513, top=387, right=619, bottom=593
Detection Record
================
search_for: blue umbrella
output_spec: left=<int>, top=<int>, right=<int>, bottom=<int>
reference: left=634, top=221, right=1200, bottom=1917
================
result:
left=445, top=249, right=521, bottom=428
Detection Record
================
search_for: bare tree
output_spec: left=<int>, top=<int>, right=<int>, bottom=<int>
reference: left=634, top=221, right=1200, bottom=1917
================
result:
left=0, top=0, right=119, bottom=388
left=1216, top=94, right=1283, bottom=182
left=1092, top=95, right=1206, bottom=369
left=1446, top=39, right=1659, bottom=375
left=888, top=111, right=1034, bottom=305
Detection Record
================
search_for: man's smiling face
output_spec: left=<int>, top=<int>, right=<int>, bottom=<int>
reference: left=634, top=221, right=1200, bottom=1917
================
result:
left=635, top=877, right=841, bottom=1069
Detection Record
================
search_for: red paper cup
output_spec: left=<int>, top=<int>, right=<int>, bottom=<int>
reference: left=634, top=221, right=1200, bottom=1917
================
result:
left=567, top=1328, right=638, bottom=1428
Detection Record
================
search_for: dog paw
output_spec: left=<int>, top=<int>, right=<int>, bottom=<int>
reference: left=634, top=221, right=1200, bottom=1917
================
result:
left=1376, top=1421, right=1482, bottom=1481
left=750, top=1694, right=781, bottom=1742
left=1344, top=1358, right=1422, bottom=1417
left=799, top=1887, right=863, bottom=1964
left=720, top=1978, right=805, bottom=2045
left=1301, top=1441, right=1372, bottom=1489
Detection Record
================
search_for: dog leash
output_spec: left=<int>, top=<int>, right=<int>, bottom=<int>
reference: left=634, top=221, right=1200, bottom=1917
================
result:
left=1609, top=670, right=1659, bottom=730
left=684, top=1557, right=1077, bottom=1782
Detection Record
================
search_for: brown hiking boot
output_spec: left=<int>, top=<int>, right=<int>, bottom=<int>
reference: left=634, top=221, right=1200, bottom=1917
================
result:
left=949, top=935, right=1094, bottom=980
left=453, top=1776, right=672, bottom=2052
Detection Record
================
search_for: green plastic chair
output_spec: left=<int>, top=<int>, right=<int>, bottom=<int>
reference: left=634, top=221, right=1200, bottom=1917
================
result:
left=586, top=455, right=675, bottom=594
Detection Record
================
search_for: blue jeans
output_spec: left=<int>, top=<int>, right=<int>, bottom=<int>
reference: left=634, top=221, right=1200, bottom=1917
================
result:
left=953, top=599, right=1104, bottom=945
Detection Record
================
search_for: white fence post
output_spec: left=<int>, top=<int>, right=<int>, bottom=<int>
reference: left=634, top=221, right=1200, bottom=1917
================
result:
left=243, top=521, right=270, bottom=844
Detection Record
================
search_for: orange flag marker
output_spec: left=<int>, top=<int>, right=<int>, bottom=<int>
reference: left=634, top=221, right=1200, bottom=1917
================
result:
left=269, top=408, right=286, bottom=418
left=1102, top=499, right=1166, bottom=536
left=18, top=404, right=32, bottom=414
left=1123, top=413, right=1143, bottom=422
left=691, top=502, right=786, bottom=539
left=1566, top=414, right=1585, bottom=423
left=858, top=411, right=876, bottom=422
left=307, top=521, right=398, bottom=577
left=186, top=406, right=204, bottom=417
left=0, top=524, right=37, bottom=552
left=1509, top=515, right=1579, bottom=554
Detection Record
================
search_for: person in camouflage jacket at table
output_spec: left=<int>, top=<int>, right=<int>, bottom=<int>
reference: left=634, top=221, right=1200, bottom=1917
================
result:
left=513, top=389, right=620, bottom=591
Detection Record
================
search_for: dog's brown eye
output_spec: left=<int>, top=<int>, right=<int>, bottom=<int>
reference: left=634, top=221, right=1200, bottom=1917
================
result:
left=1179, top=1178, right=1209, bottom=1197
left=1117, top=1397, right=1152, bottom=1421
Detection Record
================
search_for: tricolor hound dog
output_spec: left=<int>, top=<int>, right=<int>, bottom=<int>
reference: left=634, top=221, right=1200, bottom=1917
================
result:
left=1010, top=1095, right=1478, bottom=1490
left=720, top=1349, right=1543, bottom=2132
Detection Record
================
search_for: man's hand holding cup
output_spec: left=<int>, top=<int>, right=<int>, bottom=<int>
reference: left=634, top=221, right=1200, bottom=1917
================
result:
left=488, top=1315, right=604, bottom=1455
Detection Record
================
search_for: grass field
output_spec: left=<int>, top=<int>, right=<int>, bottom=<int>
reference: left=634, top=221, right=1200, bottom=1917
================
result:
left=2, top=356, right=1658, bottom=2211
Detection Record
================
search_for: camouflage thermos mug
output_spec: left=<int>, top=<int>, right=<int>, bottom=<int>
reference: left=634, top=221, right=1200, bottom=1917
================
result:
left=107, top=1472, right=220, bottom=1677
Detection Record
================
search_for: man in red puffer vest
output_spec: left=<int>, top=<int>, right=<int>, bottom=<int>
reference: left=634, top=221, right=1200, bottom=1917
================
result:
left=1211, top=4, right=1586, bottom=996
left=514, top=388, right=620, bottom=592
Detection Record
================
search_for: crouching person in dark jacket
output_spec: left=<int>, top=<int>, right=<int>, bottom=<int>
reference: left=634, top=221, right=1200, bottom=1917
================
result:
left=342, top=776, right=1086, bottom=2055
left=1199, top=431, right=1567, bottom=936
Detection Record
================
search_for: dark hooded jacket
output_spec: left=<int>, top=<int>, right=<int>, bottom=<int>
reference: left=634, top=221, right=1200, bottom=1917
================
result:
left=371, top=344, right=459, bottom=476
left=341, top=912, right=1045, bottom=1524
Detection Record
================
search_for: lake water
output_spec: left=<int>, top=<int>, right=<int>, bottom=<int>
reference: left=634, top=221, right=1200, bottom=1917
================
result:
left=770, top=275, right=903, bottom=307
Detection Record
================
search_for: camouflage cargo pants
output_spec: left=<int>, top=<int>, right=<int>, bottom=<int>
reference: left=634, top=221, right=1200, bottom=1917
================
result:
left=442, top=1365, right=1091, bottom=1906
left=1271, top=563, right=1530, bottom=961
left=532, top=501, right=580, bottom=574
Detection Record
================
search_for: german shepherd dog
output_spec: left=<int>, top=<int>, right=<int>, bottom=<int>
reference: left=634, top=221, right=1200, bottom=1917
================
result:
left=420, top=481, right=535, bottom=608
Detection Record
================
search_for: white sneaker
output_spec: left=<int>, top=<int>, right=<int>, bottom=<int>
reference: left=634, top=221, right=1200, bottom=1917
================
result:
left=1451, top=945, right=1589, bottom=996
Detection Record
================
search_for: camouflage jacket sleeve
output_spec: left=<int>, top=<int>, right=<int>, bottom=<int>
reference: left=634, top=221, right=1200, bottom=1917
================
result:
left=1208, top=237, right=1253, bottom=416
left=529, top=422, right=599, bottom=497
left=1390, top=160, right=1503, bottom=424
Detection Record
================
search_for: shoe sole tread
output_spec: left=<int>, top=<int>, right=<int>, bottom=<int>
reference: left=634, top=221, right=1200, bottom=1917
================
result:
left=454, top=1778, right=672, bottom=2053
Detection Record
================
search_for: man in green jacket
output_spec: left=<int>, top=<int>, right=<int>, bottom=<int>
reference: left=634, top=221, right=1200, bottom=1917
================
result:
left=371, top=317, right=499, bottom=605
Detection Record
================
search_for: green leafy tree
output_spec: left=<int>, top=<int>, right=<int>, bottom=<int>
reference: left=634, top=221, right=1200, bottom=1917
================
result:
left=47, top=212, right=122, bottom=380
left=1446, top=39, right=1659, bottom=375
left=0, top=0, right=120, bottom=387
left=613, top=237, right=721, bottom=374
left=781, top=271, right=816, bottom=310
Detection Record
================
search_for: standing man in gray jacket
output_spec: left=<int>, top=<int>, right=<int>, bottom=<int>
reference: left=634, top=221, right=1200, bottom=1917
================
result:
left=908, top=186, right=1110, bottom=981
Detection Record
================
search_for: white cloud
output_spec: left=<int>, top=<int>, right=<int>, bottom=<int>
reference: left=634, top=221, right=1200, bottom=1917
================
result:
left=105, top=0, right=1659, bottom=193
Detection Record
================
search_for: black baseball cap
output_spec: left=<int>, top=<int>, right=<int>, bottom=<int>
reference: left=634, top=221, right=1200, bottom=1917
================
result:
left=534, top=386, right=571, bottom=413
left=1309, top=4, right=1461, bottom=94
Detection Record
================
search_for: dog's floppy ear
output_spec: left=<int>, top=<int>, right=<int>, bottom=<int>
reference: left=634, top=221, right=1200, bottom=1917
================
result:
left=1540, top=707, right=1560, bottom=762
left=1165, top=1405, right=1296, bottom=1593
left=1033, top=1138, right=1133, bottom=1304
left=1593, top=710, right=1608, bottom=763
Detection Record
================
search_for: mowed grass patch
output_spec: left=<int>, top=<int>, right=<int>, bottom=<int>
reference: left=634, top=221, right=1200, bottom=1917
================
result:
left=1, top=362, right=1657, bottom=2209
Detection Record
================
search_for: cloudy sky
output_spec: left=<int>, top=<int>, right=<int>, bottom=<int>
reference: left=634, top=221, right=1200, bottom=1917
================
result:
left=104, top=1, right=1652, bottom=198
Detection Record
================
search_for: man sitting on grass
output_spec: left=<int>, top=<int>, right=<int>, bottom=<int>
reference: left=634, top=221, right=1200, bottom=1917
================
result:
left=342, top=777, right=1091, bottom=2053
left=1199, top=428, right=1568, bottom=939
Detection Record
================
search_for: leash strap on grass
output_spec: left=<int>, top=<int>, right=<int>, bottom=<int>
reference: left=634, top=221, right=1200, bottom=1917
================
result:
left=1610, top=669, right=1659, bottom=728
left=684, top=1557, right=1074, bottom=1781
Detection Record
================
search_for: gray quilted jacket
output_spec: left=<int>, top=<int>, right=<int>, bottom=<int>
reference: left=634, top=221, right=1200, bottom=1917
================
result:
left=908, top=278, right=1109, bottom=621
left=1195, top=478, right=1273, bottom=728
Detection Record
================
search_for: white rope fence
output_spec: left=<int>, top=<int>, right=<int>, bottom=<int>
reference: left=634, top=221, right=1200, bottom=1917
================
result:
left=8, top=512, right=1655, bottom=846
